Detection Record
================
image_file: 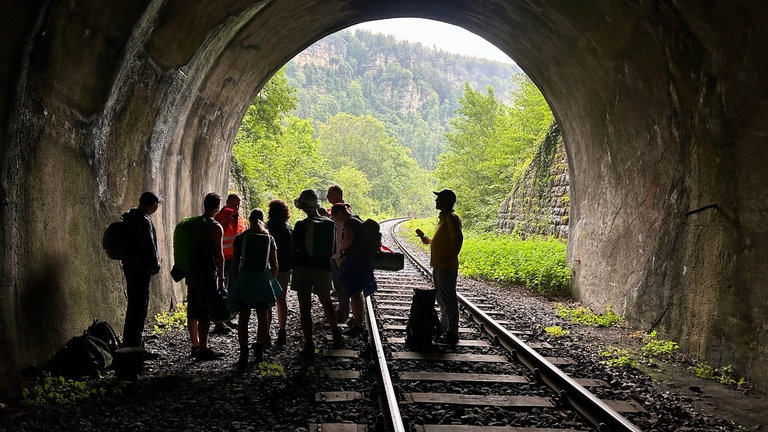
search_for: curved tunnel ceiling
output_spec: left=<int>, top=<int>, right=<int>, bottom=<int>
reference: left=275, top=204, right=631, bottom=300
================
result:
left=3, top=0, right=768, bottom=392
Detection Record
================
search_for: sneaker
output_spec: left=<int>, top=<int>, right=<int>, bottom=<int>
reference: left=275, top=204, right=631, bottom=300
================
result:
left=190, top=346, right=201, bottom=358
left=437, top=333, right=459, bottom=345
left=342, top=325, right=363, bottom=337
left=142, top=350, right=161, bottom=361
left=251, top=343, right=264, bottom=363
left=275, top=329, right=287, bottom=346
left=195, top=348, right=225, bottom=361
left=346, top=318, right=356, bottom=328
left=211, top=323, right=232, bottom=335
left=331, top=329, right=344, bottom=349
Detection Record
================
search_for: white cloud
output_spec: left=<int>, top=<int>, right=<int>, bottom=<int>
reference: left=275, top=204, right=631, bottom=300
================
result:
left=349, top=18, right=514, bottom=64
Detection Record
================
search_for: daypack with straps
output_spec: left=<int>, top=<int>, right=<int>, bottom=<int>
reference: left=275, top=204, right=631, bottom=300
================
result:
left=304, top=216, right=335, bottom=259
left=49, top=333, right=113, bottom=378
left=103, top=220, right=128, bottom=260
left=172, top=216, right=207, bottom=273
left=86, top=319, right=121, bottom=355
left=240, top=232, right=270, bottom=273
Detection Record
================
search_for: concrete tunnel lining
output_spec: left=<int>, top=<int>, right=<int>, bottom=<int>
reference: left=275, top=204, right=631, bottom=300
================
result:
left=1, top=0, right=767, bottom=395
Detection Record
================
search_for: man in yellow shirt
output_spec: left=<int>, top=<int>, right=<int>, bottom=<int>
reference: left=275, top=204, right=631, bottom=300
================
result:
left=415, top=188, right=463, bottom=344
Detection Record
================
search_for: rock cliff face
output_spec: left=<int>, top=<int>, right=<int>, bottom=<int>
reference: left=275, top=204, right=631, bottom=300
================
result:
left=497, top=124, right=569, bottom=239
left=2, top=1, right=768, bottom=396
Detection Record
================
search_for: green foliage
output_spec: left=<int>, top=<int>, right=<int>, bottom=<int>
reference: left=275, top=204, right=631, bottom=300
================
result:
left=641, top=331, right=679, bottom=358
left=436, top=75, right=554, bottom=231
left=258, top=361, right=286, bottom=378
left=544, top=326, right=570, bottom=337
left=600, top=347, right=638, bottom=369
left=401, top=219, right=569, bottom=293
left=556, top=305, right=625, bottom=327
left=459, top=232, right=570, bottom=293
left=22, top=372, right=126, bottom=406
left=285, top=30, right=521, bottom=169
left=691, top=362, right=750, bottom=389
left=317, top=113, right=435, bottom=217
left=153, top=302, right=188, bottom=335
left=232, top=69, right=329, bottom=211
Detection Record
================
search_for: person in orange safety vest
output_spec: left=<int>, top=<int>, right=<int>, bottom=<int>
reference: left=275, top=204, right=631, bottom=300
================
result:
left=211, top=193, right=248, bottom=334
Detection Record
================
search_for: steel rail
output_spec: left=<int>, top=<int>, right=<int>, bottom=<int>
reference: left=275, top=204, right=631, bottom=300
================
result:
left=367, top=218, right=409, bottom=432
left=388, top=219, right=642, bottom=432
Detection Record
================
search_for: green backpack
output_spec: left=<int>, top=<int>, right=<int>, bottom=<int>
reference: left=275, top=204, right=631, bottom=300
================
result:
left=172, top=216, right=207, bottom=273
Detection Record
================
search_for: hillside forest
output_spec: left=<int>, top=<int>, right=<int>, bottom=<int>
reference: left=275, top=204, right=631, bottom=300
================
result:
left=230, top=29, right=554, bottom=232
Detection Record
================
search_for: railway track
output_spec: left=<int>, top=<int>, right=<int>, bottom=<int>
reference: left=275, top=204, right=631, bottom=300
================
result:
left=308, top=218, right=646, bottom=432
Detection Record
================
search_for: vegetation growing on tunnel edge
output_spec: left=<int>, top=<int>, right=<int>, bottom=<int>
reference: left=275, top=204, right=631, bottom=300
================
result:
left=21, top=372, right=126, bottom=406
left=544, top=325, right=570, bottom=337
left=555, top=305, right=625, bottom=327
left=436, top=76, right=554, bottom=231
left=399, top=218, right=570, bottom=293
left=152, top=302, right=187, bottom=335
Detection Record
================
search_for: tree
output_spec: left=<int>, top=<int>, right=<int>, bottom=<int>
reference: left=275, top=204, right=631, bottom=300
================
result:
left=317, top=113, right=434, bottom=217
left=436, top=74, right=553, bottom=231
left=231, top=69, right=329, bottom=210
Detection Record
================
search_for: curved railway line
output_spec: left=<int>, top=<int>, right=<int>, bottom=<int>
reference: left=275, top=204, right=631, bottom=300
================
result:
left=310, top=218, right=646, bottom=432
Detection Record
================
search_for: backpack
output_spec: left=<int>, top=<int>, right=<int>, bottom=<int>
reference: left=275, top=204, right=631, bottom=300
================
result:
left=49, top=334, right=113, bottom=378
left=304, top=216, right=335, bottom=259
left=103, top=220, right=128, bottom=260
left=361, top=218, right=382, bottom=248
left=240, top=233, right=270, bottom=273
left=173, top=216, right=207, bottom=273
left=86, top=319, right=121, bottom=355
left=405, top=289, right=440, bottom=352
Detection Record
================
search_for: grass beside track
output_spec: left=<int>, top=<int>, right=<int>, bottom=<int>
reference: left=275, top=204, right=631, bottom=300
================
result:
left=399, top=218, right=570, bottom=294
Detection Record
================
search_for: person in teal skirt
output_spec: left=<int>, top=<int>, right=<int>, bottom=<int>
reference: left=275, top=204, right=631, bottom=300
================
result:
left=229, top=209, right=282, bottom=369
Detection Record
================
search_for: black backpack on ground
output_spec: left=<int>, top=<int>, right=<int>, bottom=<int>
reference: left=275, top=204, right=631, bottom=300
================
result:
left=405, top=289, right=440, bottom=352
left=86, top=319, right=121, bottom=355
left=49, top=333, right=113, bottom=378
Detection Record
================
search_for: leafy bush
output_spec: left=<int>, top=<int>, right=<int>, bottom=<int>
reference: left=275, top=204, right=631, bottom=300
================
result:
left=153, top=302, right=188, bottom=335
left=599, top=347, right=637, bottom=369
left=555, top=305, right=625, bottom=327
left=641, top=331, right=679, bottom=358
left=544, top=326, right=570, bottom=337
left=22, top=372, right=126, bottom=406
left=691, top=362, right=750, bottom=389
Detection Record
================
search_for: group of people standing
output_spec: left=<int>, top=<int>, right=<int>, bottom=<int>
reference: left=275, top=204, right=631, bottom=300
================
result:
left=116, top=184, right=464, bottom=370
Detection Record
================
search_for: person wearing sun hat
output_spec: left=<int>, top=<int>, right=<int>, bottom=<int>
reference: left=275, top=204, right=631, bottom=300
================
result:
left=414, top=188, right=463, bottom=344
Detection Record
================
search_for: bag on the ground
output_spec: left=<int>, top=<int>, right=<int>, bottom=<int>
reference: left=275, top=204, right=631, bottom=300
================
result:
left=304, top=216, right=335, bottom=259
left=405, top=289, right=440, bottom=352
left=86, top=319, right=121, bottom=354
left=103, top=220, right=128, bottom=260
left=240, top=233, right=270, bottom=273
left=49, top=334, right=113, bottom=378
left=172, top=216, right=206, bottom=276
left=369, top=245, right=404, bottom=271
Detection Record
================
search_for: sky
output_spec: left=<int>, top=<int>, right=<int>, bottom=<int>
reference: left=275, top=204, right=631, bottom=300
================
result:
left=349, top=18, right=514, bottom=64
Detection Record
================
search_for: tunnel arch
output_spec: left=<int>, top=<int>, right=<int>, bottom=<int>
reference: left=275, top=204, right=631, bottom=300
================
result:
left=2, top=0, right=767, bottom=395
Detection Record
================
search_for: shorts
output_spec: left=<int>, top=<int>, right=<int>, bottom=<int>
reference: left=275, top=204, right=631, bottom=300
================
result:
left=186, top=274, right=217, bottom=320
left=290, top=266, right=332, bottom=295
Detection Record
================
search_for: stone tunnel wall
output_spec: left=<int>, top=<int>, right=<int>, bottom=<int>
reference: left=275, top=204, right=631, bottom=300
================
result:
left=1, top=0, right=768, bottom=396
left=497, top=124, right=569, bottom=239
